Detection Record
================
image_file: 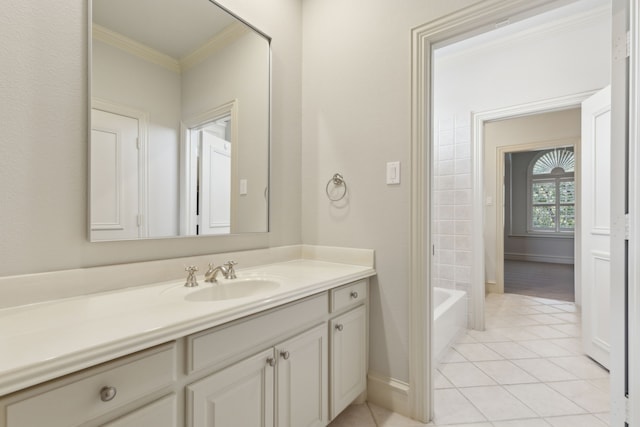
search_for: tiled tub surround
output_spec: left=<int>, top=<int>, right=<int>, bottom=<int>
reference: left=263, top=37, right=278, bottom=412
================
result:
left=433, top=114, right=474, bottom=327
left=0, top=245, right=375, bottom=397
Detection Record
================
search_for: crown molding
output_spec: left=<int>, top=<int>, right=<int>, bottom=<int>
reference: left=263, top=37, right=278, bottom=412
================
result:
left=180, top=22, right=250, bottom=72
left=92, top=24, right=181, bottom=74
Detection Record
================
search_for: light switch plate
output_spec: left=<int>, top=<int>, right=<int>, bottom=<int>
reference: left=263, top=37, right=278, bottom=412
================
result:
left=387, top=161, right=400, bottom=184
left=240, top=179, right=248, bottom=195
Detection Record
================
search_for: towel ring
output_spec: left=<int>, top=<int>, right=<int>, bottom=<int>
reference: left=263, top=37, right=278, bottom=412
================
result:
left=326, top=173, right=347, bottom=201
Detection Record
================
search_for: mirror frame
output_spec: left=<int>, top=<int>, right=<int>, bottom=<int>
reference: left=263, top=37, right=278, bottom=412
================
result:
left=87, top=0, right=272, bottom=242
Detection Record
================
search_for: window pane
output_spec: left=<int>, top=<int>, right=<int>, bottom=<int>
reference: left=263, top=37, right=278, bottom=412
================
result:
left=532, top=206, right=556, bottom=230
left=532, top=182, right=556, bottom=204
left=560, top=205, right=575, bottom=230
left=560, top=181, right=575, bottom=203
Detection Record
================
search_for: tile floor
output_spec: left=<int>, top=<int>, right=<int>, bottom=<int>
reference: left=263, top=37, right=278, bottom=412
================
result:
left=328, top=292, right=610, bottom=426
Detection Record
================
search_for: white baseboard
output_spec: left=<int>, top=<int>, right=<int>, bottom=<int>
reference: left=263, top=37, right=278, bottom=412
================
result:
left=504, top=253, right=574, bottom=264
left=486, top=280, right=499, bottom=293
left=366, top=371, right=410, bottom=418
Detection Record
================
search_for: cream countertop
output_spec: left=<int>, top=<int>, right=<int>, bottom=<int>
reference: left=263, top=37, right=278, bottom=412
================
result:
left=0, top=258, right=375, bottom=397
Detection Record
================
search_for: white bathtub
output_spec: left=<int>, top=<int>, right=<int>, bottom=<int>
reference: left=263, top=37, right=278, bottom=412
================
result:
left=433, top=287, right=467, bottom=364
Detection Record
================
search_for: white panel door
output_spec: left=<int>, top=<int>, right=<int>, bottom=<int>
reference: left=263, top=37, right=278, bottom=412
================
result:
left=276, top=324, right=328, bottom=427
left=581, top=86, right=611, bottom=369
left=199, top=132, right=231, bottom=235
left=330, top=305, right=367, bottom=419
left=90, top=109, right=140, bottom=241
left=187, top=348, right=275, bottom=427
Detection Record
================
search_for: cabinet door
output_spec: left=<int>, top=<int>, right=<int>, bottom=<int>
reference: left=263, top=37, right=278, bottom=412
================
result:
left=330, top=305, right=367, bottom=419
left=187, top=348, right=275, bottom=427
left=276, top=324, right=328, bottom=427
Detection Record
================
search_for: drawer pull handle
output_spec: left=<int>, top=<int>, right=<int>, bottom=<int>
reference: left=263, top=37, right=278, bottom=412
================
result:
left=267, top=357, right=276, bottom=367
left=335, top=324, right=344, bottom=332
left=350, top=291, right=359, bottom=299
left=280, top=350, right=290, bottom=360
left=100, top=386, right=117, bottom=402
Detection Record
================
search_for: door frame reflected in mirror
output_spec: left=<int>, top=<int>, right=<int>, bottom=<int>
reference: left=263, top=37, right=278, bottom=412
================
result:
left=180, top=100, right=239, bottom=236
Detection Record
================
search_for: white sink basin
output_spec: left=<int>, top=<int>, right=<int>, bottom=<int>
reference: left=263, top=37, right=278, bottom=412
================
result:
left=184, top=277, right=281, bottom=302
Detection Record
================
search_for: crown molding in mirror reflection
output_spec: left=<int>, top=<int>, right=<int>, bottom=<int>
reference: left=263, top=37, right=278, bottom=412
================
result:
left=89, top=0, right=271, bottom=242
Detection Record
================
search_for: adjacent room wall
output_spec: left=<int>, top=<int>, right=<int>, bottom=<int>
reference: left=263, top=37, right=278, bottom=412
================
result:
left=0, top=0, right=302, bottom=277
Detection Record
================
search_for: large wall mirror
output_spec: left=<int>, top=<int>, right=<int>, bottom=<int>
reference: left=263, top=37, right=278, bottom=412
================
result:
left=89, top=0, right=270, bottom=241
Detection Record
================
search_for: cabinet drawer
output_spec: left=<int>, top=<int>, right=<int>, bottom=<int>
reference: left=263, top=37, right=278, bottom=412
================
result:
left=188, top=293, right=328, bottom=374
left=102, top=393, right=177, bottom=427
left=5, top=343, right=176, bottom=427
left=330, top=280, right=367, bottom=312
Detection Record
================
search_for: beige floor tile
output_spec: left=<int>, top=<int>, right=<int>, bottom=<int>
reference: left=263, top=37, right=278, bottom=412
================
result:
left=474, top=360, right=538, bottom=385
left=547, top=380, right=610, bottom=413
left=512, top=358, right=578, bottom=382
left=526, top=314, right=567, bottom=325
left=549, top=323, right=582, bottom=337
left=368, top=402, right=430, bottom=426
left=492, top=418, right=552, bottom=427
left=439, top=362, right=496, bottom=387
left=548, top=356, right=609, bottom=379
left=546, top=338, right=584, bottom=355
left=434, top=369, right=455, bottom=389
left=484, top=341, right=539, bottom=360
left=432, top=388, right=487, bottom=425
left=521, top=325, right=569, bottom=339
left=545, top=414, right=608, bottom=426
left=328, top=403, right=376, bottom=427
left=504, top=383, right=587, bottom=417
left=518, top=340, right=574, bottom=358
left=491, top=327, right=541, bottom=341
left=459, top=386, right=537, bottom=421
left=441, top=348, right=467, bottom=363
left=453, top=343, right=504, bottom=361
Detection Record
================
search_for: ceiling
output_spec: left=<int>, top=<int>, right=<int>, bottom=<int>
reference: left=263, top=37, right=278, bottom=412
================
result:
left=92, top=0, right=237, bottom=59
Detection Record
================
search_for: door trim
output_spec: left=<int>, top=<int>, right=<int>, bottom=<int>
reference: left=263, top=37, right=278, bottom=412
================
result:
left=180, top=100, right=238, bottom=236
left=472, top=92, right=593, bottom=320
left=410, top=0, right=572, bottom=421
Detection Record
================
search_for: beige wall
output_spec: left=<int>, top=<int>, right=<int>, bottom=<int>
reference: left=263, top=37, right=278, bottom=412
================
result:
left=301, top=0, right=478, bottom=384
left=0, top=0, right=302, bottom=277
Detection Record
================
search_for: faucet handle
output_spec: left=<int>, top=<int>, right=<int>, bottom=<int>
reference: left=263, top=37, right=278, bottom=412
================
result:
left=184, top=265, right=199, bottom=287
left=224, top=261, right=238, bottom=279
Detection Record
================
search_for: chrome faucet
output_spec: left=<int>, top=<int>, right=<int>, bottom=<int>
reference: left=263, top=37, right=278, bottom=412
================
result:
left=204, top=261, right=238, bottom=283
left=184, top=266, right=199, bottom=287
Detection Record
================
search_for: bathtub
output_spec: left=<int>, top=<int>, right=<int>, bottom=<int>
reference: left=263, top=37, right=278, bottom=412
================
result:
left=433, top=287, right=467, bottom=364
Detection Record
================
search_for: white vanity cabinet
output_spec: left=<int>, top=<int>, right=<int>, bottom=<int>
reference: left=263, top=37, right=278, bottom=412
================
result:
left=329, top=280, right=368, bottom=419
left=187, top=324, right=328, bottom=427
left=0, top=343, right=177, bottom=427
left=0, top=275, right=371, bottom=427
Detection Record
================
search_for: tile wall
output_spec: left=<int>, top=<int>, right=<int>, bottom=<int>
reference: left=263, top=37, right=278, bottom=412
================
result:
left=433, top=113, right=474, bottom=326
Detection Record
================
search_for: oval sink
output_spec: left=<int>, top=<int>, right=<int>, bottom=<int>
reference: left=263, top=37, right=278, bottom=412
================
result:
left=185, top=278, right=281, bottom=302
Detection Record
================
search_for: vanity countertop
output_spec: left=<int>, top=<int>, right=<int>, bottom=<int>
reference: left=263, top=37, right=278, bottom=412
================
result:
left=0, top=259, right=375, bottom=397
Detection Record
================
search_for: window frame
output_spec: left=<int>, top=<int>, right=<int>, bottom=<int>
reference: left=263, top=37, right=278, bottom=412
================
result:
left=526, top=149, right=575, bottom=235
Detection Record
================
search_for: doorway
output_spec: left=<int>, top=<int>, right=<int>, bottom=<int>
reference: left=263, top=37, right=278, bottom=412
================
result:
left=411, top=0, right=617, bottom=423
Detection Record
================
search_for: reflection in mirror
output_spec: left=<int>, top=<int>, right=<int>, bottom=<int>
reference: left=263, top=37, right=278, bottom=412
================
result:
left=90, top=0, right=270, bottom=241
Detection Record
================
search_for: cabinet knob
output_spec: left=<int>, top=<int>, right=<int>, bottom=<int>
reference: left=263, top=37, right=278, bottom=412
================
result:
left=280, top=350, right=290, bottom=360
left=335, top=324, right=344, bottom=332
left=267, top=356, right=276, bottom=367
left=350, top=291, right=359, bottom=299
left=99, top=386, right=117, bottom=402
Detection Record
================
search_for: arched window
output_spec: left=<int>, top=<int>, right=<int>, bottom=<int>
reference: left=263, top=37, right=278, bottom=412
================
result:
left=528, top=147, right=575, bottom=233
